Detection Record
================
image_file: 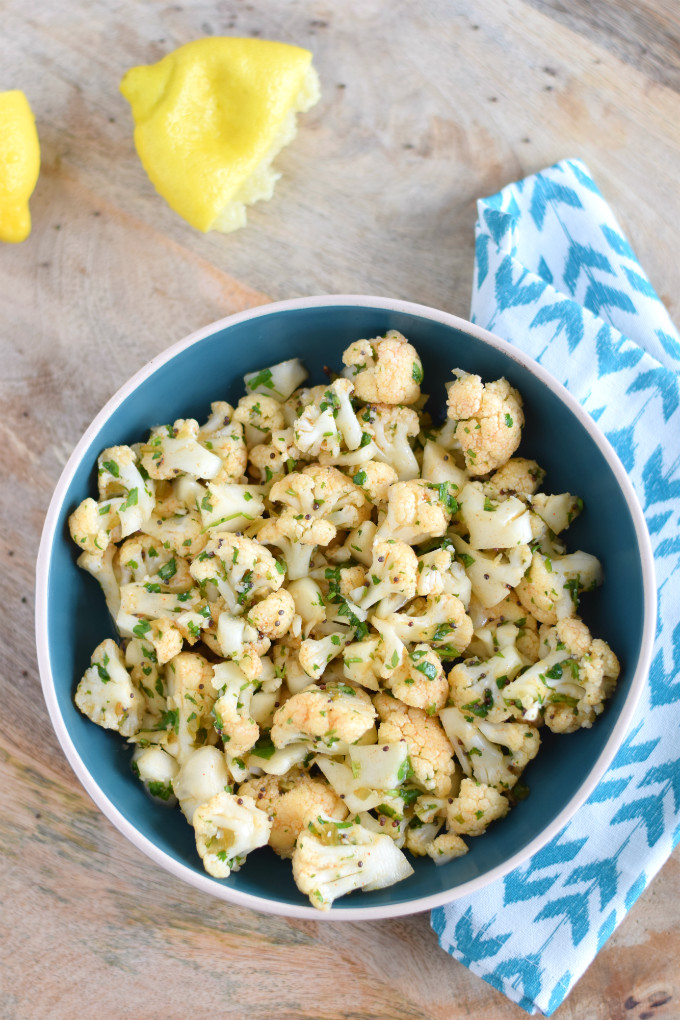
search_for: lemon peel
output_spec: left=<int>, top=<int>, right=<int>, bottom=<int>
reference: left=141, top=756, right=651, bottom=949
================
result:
left=0, top=90, right=40, bottom=243
left=120, top=37, right=320, bottom=233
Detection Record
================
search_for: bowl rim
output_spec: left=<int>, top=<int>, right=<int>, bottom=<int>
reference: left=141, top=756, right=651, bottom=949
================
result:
left=36, top=293, right=656, bottom=921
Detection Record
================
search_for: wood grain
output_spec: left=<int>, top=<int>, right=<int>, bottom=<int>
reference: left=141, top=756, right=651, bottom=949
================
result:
left=524, top=0, right=680, bottom=93
left=1, top=1, right=679, bottom=1017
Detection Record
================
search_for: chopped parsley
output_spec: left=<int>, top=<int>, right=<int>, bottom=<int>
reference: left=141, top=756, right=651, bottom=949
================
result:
left=157, top=558, right=177, bottom=582
left=247, top=368, right=274, bottom=392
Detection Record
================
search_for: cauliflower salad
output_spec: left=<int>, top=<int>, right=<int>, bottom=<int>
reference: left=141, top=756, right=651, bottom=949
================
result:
left=69, top=329, right=619, bottom=910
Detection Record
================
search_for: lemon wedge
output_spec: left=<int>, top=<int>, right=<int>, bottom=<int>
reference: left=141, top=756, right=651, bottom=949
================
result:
left=120, top=37, right=320, bottom=233
left=0, top=90, right=40, bottom=243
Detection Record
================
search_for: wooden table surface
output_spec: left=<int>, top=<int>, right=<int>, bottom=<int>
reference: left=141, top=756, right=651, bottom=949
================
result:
left=2, top=1, right=679, bottom=1017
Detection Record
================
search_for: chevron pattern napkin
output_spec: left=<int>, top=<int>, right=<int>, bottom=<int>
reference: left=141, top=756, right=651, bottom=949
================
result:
left=431, top=158, right=680, bottom=1015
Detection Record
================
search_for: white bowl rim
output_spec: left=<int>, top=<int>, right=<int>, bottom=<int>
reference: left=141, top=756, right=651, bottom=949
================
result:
left=36, top=293, right=656, bottom=921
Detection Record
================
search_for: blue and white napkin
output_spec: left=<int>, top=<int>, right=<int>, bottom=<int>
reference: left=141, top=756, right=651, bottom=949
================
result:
left=431, top=158, right=680, bottom=1015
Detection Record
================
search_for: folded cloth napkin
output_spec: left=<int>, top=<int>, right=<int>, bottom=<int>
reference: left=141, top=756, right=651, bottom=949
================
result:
left=431, top=158, right=680, bottom=1015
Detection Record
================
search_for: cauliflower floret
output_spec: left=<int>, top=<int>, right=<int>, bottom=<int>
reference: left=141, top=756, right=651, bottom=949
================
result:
left=298, top=632, right=353, bottom=679
left=357, top=404, right=421, bottom=480
left=293, top=378, right=364, bottom=457
left=446, top=777, right=510, bottom=836
left=374, top=692, right=456, bottom=796
left=117, top=535, right=193, bottom=592
left=420, top=440, right=469, bottom=491
left=350, top=461, right=399, bottom=505
left=342, top=635, right=383, bottom=692
left=243, top=358, right=308, bottom=402
left=213, top=612, right=267, bottom=679
left=193, top=791, right=272, bottom=878
left=316, top=403, right=419, bottom=480
left=139, top=506, right=208, bottom=557
left=458, top=481, right=534, bottom=550
left=450, top=533, right=532, bottom=609
left=271, top=642, right=315, bottom=695
left=286, top=577, right=326, bottom=637
left=197, top=401, right=247, bottom=482
left=281, top=385, right=314, bottom=426
left=425, top=832, right=469, bottom=865
left=68, top=497, right=117, bottom=555
left=353, top=540, right=418, bottom=615
left=76, top=544, right=121, bottom=621
left=413, top=794, right=450, bottom=824
left=342, top=330, right=423, bottom=406
left=503, top=616, right=620, bottom=732
left=96, top=445, right=156, bottom=537
left=248, top=428, right=301, bottom=487
left=165, top=650, right=218, bottom=762
left=404, top=819, right=445, bottom=856
left=293, top=400, right=342, bottom=459
left=416, top=545, right=472, bottom=606
left=190, top=534, right=283, bottom=615
left=114, top=570, right=199, bottom=635
left=172, top=745, right=232, bottom=821
left=75, top=638, right=145, bottom=737
left=377, top=480, right=453, bottom=546
left=448, top=627, right=525, bottom=723
left=233, top=393, right=285, bottom=448
left=292, top=812, right=414, bottom=910
left=198, top=480, right=266, bottom=534
left=327, top=520, right=378, bottom=568
left=439, top=706, right=540, bottom=790
left=131, top=744, right=179, bottom=802
left=211, top=661, right=260, bottom=759
left=446, top=370, right=524, bottom=476
left=530, top=492, right=583, bottom=535
left=387, top=645, right=448, bottom=714
left=271, top=680, right=376, bottom=750
left=269, top=465, right=370, bottom=546
left=515, top=550, right=603, bottom=624
left=378, top=594, right=473, bottom=659
left=313, top=743, right=410, bottom=817
left=487, top=458, right=545, bottom=497
left=256, top=518, right=315, bottom=581
left=124, top=631, right=166, bottom=702
left=238, top=769, right=348, bottom=857
left=139, top=420, right=222, bottom=482
left=142, top=618, right=184, bottom=665
left=468, top=592, right=541, bottom=663
left=248, top=587, right=296, bottom=641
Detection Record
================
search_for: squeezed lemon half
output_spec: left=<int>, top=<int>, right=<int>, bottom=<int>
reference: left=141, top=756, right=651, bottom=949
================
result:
left=0, top=90, right=40, bottom=243
left=120, top=37, right=320, bottom=233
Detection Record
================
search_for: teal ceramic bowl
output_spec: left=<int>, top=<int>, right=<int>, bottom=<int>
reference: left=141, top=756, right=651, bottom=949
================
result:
left=36, top=296, right=655, bottom=919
